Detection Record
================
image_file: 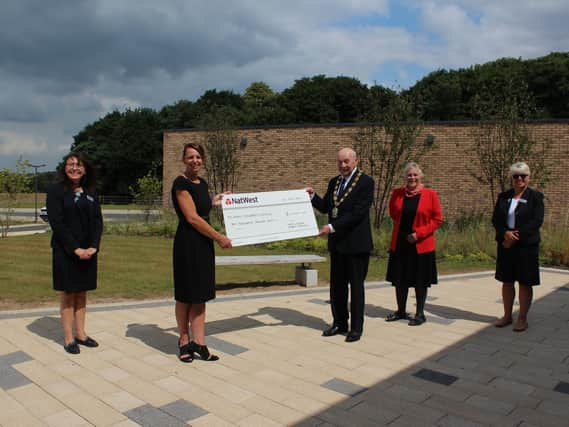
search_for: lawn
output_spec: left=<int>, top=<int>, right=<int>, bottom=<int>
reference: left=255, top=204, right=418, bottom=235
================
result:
left=0, top=233, right=493, bottom=309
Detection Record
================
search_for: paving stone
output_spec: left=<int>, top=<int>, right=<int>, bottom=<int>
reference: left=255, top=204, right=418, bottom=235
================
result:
left=0, top=351, right=32, bottom=367
left=553, top=380, right=569, bottom=395
left=160, top=399, right=208, bottom=422
left=424, top=394, right=506, bottom=425
left=506, top=407, right=569, bottom=427
left=0, top=365, right=32, bottom=390
left=101, top=390, right=146, bottom=412
left=8, top=383, right=66, bottom=418
left=321, top=378, right=367, bottom=396
left=346, top=400, right=400, bottom=425
left=488, top=377, right=536, bottom=396
left=43, top=409, right=91, bottom=426
left=307, top=298, right=329, bottom=305
left=236, top=413, right=284, bottom=427
left=205, top=335, right=248, bottom=355
left=537, top=398, right=569, bottom=418
left=384, top=383, right=431, bottom=403
left=465, top=394, right=516, bottom=415
left=190, top=413, right=237, bottom=427
left=436, top=414, right=486, bottom=427
left=125, top=404, right=187, bottom=427
left=316, top=406, right=382, bottom=427
left=412, top=368, right=458, bottom=386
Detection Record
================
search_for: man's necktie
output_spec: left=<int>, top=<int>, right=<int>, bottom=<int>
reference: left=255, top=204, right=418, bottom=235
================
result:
left=338, top=177, right=346, bottom=194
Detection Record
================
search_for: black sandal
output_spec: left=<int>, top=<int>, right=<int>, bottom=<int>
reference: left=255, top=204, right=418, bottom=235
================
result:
left=385, top=311, right=409, bottom=322
left=178, top=340, right=193, bottom=363
left=189, top=341, right=219, bottom=361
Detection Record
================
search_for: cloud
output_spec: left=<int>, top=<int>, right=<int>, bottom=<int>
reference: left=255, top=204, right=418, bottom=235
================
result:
left=0, top=1, right=567, bottom=169
left=0, top=131, right=49, bottom=156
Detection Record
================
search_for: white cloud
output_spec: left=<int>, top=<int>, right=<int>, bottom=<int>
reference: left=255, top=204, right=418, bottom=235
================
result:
left=0, top=1, right=567, bottom=169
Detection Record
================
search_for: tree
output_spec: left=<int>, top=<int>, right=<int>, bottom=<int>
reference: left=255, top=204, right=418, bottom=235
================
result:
left=0, top=158, right=31, bottom=237
left=200, top=108, right=241, bottom=199
left=72, top=108, right=163, bottom=196
left=355, top=92, right=428, bottom=228
left=129, top=167, right=162, bottom=223
left=470, top=78, right=550, bottom=205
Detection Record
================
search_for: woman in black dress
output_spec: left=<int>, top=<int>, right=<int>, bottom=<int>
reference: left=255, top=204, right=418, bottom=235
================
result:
left=46, top=153, right=103, bottom=354
left=172, top=143, right=232, bottom=362
left=492, top=162, right=544, bottom=332
left=385, top=162, right=443, bottom=326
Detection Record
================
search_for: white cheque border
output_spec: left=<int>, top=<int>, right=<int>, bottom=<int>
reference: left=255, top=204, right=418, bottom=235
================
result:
left=221, top=190, right=319, bottom=246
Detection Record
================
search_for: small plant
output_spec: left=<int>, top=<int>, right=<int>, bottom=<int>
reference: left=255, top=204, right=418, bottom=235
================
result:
left=129, top=168, right=162, bottom=223
left=0, top=158, right=31, bottom=237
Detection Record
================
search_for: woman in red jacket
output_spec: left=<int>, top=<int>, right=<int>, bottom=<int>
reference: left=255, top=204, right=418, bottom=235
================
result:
left=385, top=162, right=443, bottom=326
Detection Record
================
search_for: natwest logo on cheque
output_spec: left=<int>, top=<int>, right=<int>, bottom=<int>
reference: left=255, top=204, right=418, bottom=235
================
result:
left=224, top=196, right=259, bottom=206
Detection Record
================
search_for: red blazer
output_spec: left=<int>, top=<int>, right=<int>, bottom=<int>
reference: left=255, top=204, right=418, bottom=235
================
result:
left=389, top=187, right=443, bottom=254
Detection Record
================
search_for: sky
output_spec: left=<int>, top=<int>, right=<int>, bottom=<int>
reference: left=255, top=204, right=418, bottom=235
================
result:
left=1, top=0, right=568, bottom=170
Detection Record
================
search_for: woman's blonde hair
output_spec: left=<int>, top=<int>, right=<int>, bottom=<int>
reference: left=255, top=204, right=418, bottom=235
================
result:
left=402, top=162, right=424, bottom=178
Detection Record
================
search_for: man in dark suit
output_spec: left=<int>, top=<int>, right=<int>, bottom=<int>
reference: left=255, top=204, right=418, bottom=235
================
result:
left=307, top=147, right=374, bottom=342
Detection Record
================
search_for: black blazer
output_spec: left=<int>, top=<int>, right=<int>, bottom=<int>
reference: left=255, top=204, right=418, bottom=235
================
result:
left=46, top=183, right=103, bottom=255
left=312, top=170, right=374, bottom=254
left=491, top=187, right=544, bottom=246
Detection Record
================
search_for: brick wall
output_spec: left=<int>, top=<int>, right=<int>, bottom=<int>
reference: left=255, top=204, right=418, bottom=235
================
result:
left=163, top=121, right=569, bottom=226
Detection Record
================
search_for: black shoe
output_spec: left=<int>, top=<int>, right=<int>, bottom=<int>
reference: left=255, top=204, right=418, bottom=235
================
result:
left=322, top=325, right=348, bottom=337
left=408, top=314, right=426, bottom=326
left=178, top=340, right=193, bottom=363
left=63, top=341, right=80, bottom=354
left=345, top=331, right=361, bottom=342
left=75, top=336, right=99, bottom=347
left=385, top=311, right=410, bottom=322
left=189, top=341, right=219, bottom=361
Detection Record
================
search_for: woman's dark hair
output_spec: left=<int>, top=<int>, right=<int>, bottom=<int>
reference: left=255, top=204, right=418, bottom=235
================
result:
left=182, top=143, right=206, bottom=160
left=57, top=152, right=97, bottom=191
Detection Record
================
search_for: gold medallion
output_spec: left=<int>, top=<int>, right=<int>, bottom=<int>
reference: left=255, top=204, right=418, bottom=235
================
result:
left=331, top=207, right=338, bottom=218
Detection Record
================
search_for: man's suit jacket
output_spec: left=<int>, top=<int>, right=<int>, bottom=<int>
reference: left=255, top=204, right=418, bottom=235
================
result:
left=46, top=182, right=103, bottom=256
left=491, top=187, right=544, bottom=246
left=311, top=170, right=374, bottom=254
left=388, top=187, right=443, bottom=254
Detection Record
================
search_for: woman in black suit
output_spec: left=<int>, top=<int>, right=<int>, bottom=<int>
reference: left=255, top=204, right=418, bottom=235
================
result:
left=46, top=153, right=103, bottom=354
left=492, top=162, right=544, bottom=332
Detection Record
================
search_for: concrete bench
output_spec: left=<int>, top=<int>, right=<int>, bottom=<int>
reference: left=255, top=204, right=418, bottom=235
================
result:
left=215, top=254, right=326, bottom=287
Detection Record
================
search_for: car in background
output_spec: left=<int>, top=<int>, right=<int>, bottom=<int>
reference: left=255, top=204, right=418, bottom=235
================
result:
left=40, top=207, right=49, bottom=222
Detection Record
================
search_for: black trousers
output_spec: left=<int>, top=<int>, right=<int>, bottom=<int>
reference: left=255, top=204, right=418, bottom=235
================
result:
left=329, top=251, right=369, bottom=333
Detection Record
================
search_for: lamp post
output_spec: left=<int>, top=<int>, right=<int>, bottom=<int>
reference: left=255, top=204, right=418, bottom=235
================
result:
left=29, top=163, right=45, bottom=222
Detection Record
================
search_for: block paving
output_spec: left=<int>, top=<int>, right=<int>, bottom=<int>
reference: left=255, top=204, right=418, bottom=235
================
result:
left=1, top=268, right=568, bottom=426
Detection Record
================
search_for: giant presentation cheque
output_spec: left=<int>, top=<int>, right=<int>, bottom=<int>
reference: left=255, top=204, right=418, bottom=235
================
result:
left=221, top=190, right=319, bottom=246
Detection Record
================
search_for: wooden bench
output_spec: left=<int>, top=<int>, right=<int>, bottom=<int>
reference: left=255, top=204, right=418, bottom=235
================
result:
left=215, top=254, right=326, bottom=287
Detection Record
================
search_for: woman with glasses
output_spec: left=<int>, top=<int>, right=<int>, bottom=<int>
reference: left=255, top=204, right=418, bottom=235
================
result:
left=492, top=162, right=544, bottom=332
left=46, top=153, right=103, bottom=354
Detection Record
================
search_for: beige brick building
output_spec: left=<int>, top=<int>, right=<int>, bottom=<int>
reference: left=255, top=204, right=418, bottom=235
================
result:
left=163, top=121, right=569, bottom=226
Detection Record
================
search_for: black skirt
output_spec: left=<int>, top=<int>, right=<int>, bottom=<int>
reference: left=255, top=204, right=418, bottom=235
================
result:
left=495, top=244, right=540, bottom=286
left=52, top=248, right=98, bottom=293
left=386, top=239, right=438, bottom=288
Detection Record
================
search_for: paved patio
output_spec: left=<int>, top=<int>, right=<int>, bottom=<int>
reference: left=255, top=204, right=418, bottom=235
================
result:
left=1, top=269, right=568, bottom=426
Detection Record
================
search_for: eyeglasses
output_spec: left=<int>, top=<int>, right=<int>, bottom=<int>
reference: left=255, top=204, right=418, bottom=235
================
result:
left=66, top=162, right=84, bottom=169
left=512, top=174, right=527, bottom=180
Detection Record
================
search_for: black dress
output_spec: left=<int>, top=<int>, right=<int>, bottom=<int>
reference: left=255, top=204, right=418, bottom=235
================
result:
left=171, top=176, right=215, bottom=303
left=46, top=183, right=103, bottom=293
left=386, top=194, right=437, bottom=288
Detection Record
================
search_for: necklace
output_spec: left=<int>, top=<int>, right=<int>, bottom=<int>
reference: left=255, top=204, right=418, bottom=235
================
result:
left=331, top=170, right=362, bottom=218
left=183, top=172, right=200, bottom=183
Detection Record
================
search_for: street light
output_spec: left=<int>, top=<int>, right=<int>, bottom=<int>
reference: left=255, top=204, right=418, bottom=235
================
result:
left=29, top=163, right=46, bottom=223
